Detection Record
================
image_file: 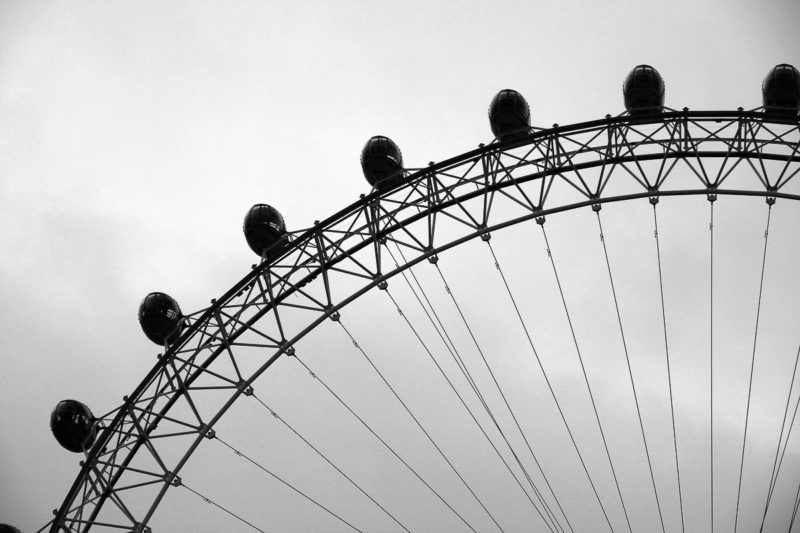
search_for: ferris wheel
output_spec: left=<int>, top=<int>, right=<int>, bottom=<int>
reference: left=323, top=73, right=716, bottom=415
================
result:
left=28, top=63, right=800, bottom=533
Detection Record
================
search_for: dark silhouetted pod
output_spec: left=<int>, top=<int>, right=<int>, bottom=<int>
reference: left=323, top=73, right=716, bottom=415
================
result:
left=489, top=89, right=531, bottom=140
left=0, top=525, right=22, bottom=533
left=50, top=400, right=96, bottom=453
left=763, top=64, right=800, bottom=114
left=361, top=136, right=404, bottom=189
left=138, top=292, right=183, bottom=345
left=243, top=204, right=287, bottom=258
left=623, top=65, right=665, bottom=114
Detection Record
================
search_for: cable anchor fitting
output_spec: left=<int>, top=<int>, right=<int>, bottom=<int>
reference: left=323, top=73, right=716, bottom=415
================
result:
left=237, top=380, right=254, bottom=396
left=648, top=187, right=660, bottom=205
left=165, top=472, right=182, bottom=487
left=200, top=424, right=215, bottom=439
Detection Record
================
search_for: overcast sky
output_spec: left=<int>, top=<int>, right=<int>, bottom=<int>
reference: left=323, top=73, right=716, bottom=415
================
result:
left=1, top=1, right=800, bottom=532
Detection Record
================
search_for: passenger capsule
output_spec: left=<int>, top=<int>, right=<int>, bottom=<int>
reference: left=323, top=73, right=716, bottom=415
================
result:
left=0, top=525, right=21, bottom=533
left=50, top=400, right=96, bottom=453
left=360, top=136, right=404, bottom=189
left=489, top=89, right=531, bottom=141
left=243, top=204, right=287, bottom=258
left=138, top=292, right=183, bottom=345
left=623, top=65, right=665, bottom=114
left=763, top=64, right=800, bottom=114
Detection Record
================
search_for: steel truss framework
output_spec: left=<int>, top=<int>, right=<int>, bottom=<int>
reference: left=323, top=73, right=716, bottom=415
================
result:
left=47, top=110, right=800, bottom=532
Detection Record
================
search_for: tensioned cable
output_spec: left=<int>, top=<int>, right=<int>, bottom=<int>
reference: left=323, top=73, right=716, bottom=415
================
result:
left=379, top=284, right=558, bottom=531
left=337, top=319, right=505, bottom=532
left=790, top=479, right=800, bottom=531
left=540, top=222, right=627, bottom=533
left=387, top=247, right=544, bottom=508
left=382, top=287, right=559, bottom=533
left=215, top=435, right=362, bottom=532
left=427, top=266, right=566, bottom=533
left=764, top=368, right=800, bottom=523
left=759, top=342, right=800, bottom=532
left=388, top=245, right=568, bottom=532
left=709, top=199, right=715, bottom=533
left=291, top=353, right=480, bottom=533
left=733, top=203, right=773, bottom=533
left=432, top=251, right=572, bottom=533
left=251, top=394, right=412, bottom=532
left=386, top=245, right=494, bottom=420
left=484, top=239, right=588, bottom=533
left=182, top=481, right=266, bottom=532
left=386, top=250, right=540, bottom=522
left=595, top=210, right=667, bottom=533
left=652, top=202, right=686, bottom=533
left=380, top=256, right=551, bottom=525
left=759, top=346, right=800, bottom=532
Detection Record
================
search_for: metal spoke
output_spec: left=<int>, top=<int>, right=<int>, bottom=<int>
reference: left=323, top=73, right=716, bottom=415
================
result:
left=182, top=482, right=266, bottom=533
left=429, top=266, right=564, bottom=533
left=540, top=222, right=625, bottom=533
left=595, top=210, right=666, bottom=533
left=652, top=201, right=686, bottom=533
left=292, top=354, right=480, bottom=533
left=252, top=395, right=411, bottom=532
left=337, top=320, right=505, bottom=532
left=216, top=436, right=363, bottom=532
left=383, top=286, right=557, bottom=532
left=734, top=203, right=773, bottom=532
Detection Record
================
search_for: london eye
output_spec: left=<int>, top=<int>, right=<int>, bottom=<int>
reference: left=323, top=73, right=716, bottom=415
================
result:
left=29, top=63, right=800, bottom=532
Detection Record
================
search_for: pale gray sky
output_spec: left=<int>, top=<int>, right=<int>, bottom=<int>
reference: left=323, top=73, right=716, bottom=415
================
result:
left=1, top=1, right=799, bottom=532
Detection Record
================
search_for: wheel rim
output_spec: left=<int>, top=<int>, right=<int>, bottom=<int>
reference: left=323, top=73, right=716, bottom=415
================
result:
left=49, top=110, right=800, bottom=532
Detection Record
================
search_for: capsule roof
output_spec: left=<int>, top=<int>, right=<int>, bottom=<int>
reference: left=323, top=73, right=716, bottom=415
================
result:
left=763, top=64, right=800, bottom=114
left=489, top=89, right=531, bottom=141
left=623, top=65, right=665, bottom=114
left=50, top=399, right=97, bottom=453
left=138, top=292, right=183, bottom=345
left=243, top=204, right=287, bottom=258
left=0, top=525, right=22, bottom=533
left=361, top=136, right=404, bottom=189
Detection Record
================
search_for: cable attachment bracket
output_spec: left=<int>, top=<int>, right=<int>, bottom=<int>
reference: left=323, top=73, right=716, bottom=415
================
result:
left=164, top=471, right=182, bottom=487
left=199, top=424, right=215, bottom=440
left=237, top=380, right=254, bottom=396
left=280, top=340, right=296, bottom=356
left=648, top=187, right=660, bottom=205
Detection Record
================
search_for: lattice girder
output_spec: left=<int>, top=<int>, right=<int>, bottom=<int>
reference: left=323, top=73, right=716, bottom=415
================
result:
left=48, top=110, right=800, bottom=532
